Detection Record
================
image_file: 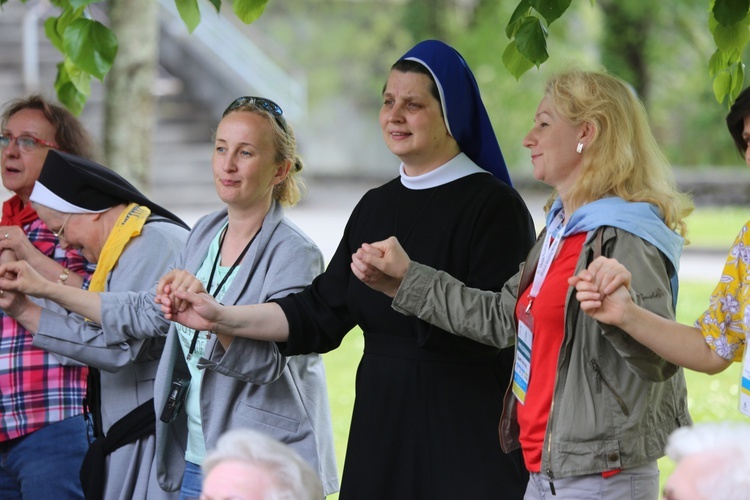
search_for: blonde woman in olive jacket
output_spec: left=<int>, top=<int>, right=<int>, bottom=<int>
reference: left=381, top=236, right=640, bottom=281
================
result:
left=380, top=225, right=691, bottom=481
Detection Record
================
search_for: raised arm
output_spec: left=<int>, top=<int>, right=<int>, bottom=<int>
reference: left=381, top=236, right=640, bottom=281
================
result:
left=570, top=256, right=732, bottom=375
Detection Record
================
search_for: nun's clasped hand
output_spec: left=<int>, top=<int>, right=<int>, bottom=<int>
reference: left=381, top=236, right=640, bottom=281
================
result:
left=350, top=236, right=411, bottom=298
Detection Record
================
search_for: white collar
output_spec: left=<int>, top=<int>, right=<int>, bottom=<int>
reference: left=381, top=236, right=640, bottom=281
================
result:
left=399, top=153, right=488, bottom=190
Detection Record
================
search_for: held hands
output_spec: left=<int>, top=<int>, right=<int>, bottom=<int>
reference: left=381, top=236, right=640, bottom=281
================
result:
left=155, top=269, right=219, bottom=331
left=350, top=236, right=410, bottom=298
left=0, top=226, right=44, bottom=263
left=0, top=260, right=54, bottom=298
left=568, top=256, right=633, bottom=326
left=0, top=261, right=38, bottom=318
left=156, top=269, right=207, bottom=313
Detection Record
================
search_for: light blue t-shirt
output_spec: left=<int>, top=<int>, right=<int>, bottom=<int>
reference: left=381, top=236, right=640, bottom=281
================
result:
left=175, top=223, right=237, bottom=465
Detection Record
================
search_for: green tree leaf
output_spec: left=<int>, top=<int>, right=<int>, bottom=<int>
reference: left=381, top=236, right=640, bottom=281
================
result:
left=54, top=62, right=87, bottom=116
left=529, top=0, right=572, bottom=26
left=709, top=49, right=730, bottom=77
left=713, top=70, right=732, bottom=104
left=63, top=57, right=92, bottom=96
left=233, top=0, right=269, bottom=24
left=207, top=0, right=221, bottom=12
left=44, top=6, right=85, bottom=53
left=731, top=60, right=746, bottom=97
left=506, top=0, right=532, bottom=39
left=713, top=0, right=750, bottom=27
left=62, top=18, right=118, bottom=80
left=44, top=17, right=65, bottom=53
left=175, top=0, right=201, bottom=33
left=710, top=11, right=750, bottom=54
left=515, top=16, right=549, bottom=67
left=502, top=40, right=535, bottom=79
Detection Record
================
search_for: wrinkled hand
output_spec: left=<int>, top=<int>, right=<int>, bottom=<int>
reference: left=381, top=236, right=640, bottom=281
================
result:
left=156, top=269, right=207, bottom=314
left=0, top=286, right=32, bottom=318
left=0, top=226, right=44, bottom=262
left=0, top=260, right=51, bottom=298
left=156, top=288, right=222, bottom=332
left=350, top=236, right=410, bottom=298
left=568, top=256, right=633, bottom=326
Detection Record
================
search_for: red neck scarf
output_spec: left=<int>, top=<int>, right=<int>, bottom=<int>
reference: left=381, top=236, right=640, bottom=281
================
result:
left=1, top=194, right=39, bottom=228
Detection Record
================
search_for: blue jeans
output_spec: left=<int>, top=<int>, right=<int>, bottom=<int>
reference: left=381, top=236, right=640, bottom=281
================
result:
left=179, top=461, right=203, bottom=500
left=0, top=415, right=89, bottom=500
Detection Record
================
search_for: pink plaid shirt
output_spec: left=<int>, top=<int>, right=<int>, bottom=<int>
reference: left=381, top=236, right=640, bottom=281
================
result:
left=0, top=217, right=92, bottom=442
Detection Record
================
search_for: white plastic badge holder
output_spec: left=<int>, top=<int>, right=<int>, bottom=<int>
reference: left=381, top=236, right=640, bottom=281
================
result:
left=513, top=320, right=533, bottom=404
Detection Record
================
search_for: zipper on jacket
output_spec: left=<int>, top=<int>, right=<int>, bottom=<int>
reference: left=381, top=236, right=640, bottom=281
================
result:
left=590, top=360, right=631, bottom=416
left=546, top=468, right=556, bottom=495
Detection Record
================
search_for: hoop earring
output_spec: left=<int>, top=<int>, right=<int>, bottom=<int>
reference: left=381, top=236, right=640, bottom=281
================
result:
left=576, top=142, right=584, bottom=154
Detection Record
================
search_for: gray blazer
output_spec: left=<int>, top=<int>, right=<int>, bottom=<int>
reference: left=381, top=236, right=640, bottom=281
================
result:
left=33, top=217, right=188, bottom=500
left=99, top=202, right=339, bottom=495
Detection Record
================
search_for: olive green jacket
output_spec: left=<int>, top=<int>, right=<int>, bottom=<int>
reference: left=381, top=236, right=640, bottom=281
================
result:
left=393, top=226, right=691, bottom=479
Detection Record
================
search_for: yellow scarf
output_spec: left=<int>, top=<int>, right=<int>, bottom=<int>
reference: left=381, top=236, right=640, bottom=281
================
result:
left=88, top=203, right=151, bottom=292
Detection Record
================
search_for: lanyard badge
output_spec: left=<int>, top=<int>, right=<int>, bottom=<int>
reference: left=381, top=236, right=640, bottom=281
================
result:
left=513, top=213, right=565, bottom=405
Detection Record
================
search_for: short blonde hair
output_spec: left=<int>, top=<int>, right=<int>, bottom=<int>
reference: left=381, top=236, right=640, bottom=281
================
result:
left=544, top=70, right=693, bottom=236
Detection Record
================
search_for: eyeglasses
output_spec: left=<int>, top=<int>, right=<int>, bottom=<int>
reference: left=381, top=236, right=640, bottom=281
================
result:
left=223, top=96, right=288, bottom=133
left=0, top=133, right=59, bottom=153
left=52, top=213, right=72, bottom=241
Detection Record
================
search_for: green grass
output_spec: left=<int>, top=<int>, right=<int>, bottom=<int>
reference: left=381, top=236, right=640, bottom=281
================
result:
left=322, top=331, right=362, bottom=499
left=320, top=206, right=749, bottom=497
left=685, top=206, right=748, bottom=249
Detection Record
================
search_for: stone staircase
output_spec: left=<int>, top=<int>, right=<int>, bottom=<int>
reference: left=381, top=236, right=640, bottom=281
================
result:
left=0, top=0, right=222, bottom=214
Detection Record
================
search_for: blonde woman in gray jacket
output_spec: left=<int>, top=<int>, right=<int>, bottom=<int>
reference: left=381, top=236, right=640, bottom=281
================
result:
left=0, top=97, right=338, bottom=498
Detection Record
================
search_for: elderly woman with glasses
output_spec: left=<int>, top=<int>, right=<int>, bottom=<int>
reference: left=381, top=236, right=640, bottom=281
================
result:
left=0, top=97, right=338, bottom=498
left=0, top=95, right=96, bottom=499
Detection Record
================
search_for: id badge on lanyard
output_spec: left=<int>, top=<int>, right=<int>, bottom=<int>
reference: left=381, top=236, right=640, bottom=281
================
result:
left=740, top=345, right=750, bottom=416
left=513, top=213, right=565, bottom=405
left=513, top=308, right=534, bottom=404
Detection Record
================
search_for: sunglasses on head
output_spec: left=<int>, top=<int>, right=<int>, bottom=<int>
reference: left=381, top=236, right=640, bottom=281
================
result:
left=223, top=96, right=288, bottom=133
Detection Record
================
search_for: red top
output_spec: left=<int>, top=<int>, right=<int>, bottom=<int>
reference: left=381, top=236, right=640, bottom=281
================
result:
left=514, top=232, right=586, bottom=472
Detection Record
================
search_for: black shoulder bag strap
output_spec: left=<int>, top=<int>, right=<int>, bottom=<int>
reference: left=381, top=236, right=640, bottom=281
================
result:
left=79, top=398, right=156, bottom=500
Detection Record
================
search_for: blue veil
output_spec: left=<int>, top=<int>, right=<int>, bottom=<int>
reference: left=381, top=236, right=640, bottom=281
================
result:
left=399, top=40, right=512, bottom=186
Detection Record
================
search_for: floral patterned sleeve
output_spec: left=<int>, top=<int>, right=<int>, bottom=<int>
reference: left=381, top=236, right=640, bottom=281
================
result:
left=695, top=222, right=750, bottom=362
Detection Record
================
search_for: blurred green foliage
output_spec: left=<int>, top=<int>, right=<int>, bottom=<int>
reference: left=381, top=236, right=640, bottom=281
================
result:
left=254, top=0, right=746, bottom=172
